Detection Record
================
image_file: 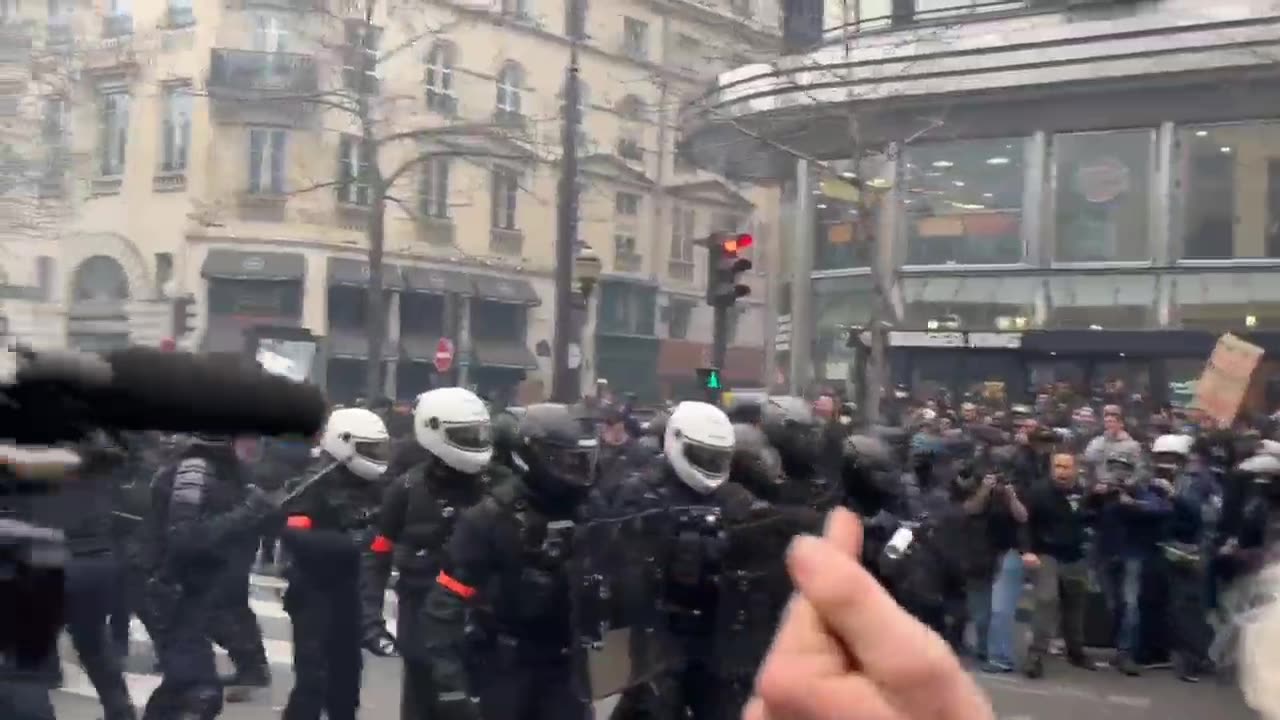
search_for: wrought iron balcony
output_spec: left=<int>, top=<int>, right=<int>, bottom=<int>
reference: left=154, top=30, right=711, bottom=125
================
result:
left=208, top=49, right=318, bottom=96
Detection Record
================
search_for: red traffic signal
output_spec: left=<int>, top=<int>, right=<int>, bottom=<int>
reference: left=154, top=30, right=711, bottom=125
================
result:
left=721, top=233, right=753, bottom=254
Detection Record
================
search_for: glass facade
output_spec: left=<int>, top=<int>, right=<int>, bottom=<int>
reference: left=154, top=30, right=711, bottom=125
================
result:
left=902, top=137, right=1026, bottom=266
left=1052, top=130, right=1153, bottom=263
left=1176, top=121, right=1280, bottom=260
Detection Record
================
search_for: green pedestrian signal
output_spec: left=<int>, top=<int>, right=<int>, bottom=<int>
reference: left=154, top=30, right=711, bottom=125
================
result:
left=697, top=367, right=722, bottom=391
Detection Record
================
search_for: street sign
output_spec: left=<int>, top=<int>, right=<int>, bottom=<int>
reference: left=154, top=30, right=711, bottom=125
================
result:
left=434, top=337, right=456, bottom=373
left=568, top=342, right=582, bottom=370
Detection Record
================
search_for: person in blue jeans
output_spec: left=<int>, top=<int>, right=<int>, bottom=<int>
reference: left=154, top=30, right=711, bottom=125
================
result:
left=959, top=463, right=1030, bottom=672
left=1088, top=452, right=1173, bottom=676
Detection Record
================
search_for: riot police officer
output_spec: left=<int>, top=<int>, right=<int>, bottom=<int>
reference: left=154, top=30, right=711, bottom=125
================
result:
left=141, top=434, right=283, bottom=720
left=762, top=396, right=840, bottom=510
left=278, top=407, right=390, bottom=720
left=610, top=401, right=782, bottom=720
left=421, top=403, right=597, bottom=720
left=365, top=387, right=492, bottom=720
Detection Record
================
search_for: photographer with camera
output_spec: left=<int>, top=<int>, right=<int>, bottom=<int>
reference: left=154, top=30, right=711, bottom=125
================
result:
left=1087, top=450, right=1173, bottom=676
left=955, top=447, right=1030, bottom=673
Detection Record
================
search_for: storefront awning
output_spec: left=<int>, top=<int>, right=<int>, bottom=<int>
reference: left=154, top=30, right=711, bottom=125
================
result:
left=470, top=338, right=539, bottom=370
left=1173, top=272, right=1280, bottom=305
left=1048, top=274, right=1158, bottom=308
left=472, top=275, right=541, bottom=305
left=327, top=327, right=397, bottom=360
left=327, top=257, right=404, bottom=290
left=202, top=250, right=306, bottom=281
left=402, top=266, right=473, bottom=296
left=901, top=275, right=1041, bottom=305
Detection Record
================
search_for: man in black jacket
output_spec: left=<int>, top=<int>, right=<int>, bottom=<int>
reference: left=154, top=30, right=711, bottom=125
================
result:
left=1023, top=452, right=1097, bottom=678
left=41, top=432, right=138, bottom=720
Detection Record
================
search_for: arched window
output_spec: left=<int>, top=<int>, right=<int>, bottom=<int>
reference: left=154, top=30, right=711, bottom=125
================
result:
left=496, top=61, right=524, bottom=115
left=71, top=255, right=130, bottom=303
left=425, top=40, right=456, bottom=113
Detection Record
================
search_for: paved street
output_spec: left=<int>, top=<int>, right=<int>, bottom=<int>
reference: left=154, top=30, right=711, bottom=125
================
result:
left=49, top=574, right=1258, bottom=719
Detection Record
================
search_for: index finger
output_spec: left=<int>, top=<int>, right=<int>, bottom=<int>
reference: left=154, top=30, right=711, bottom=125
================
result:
left=786, top=533, right=963, bottom=687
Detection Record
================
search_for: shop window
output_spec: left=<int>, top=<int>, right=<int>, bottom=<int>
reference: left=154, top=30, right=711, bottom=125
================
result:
left=902, top=137, right=1025, bottom=265
left=1177, top=121, right=1280, bottom=260
left=1053, top=129, right=1154, bottom=263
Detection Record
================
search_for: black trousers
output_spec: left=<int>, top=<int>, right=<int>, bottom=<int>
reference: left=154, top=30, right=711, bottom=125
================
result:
left=0, top=680, right=55, bottom=720
left=66, top=553, right=136, bottom=720
left=141, top=589, right=222, bottom=720
left=207, top=572, right=268, bottom=674
left=473, top=654, right=589, bottom=720
left=610, top=659, right=751, bottom=720
left=396, top=585, right=438, bottom=720
left=283, top=585, right=362, bottom=720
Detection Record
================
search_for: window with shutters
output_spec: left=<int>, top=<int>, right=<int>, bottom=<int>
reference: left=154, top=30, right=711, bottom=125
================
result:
left=343, top=20, right=381, bottom=94
left=668, top=299, right=693, bottom=339
left=614, top=192, right=640, bottom=217
left=419, top=156, right=450, bottom=219
left=616, top=95, right=646, bottom=162
left=160, top=88, right=192, bottom=173
left=97, top=91, right=130, bottom=177
left=247, top=127, right=286, bottom=194
left=491, top=167, right=519, bottom=230
left=496, top=61, right=523, bottom=116
left=251, top=13, right=288, bottom=52
left=337, top=135, right=372, bottom=205
left=670, top=207, right=695, bottom=262
left=424, top=41, right=456, bottom=114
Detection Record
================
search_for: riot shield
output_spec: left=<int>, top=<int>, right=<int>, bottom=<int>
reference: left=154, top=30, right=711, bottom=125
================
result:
left=710, top=512, right=803, bottom=678
left=568, top=510, right=679, bottom=700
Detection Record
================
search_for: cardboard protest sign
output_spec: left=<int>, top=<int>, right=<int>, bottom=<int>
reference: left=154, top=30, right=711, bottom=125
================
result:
left=1193, top=333, right=1264, bottom=425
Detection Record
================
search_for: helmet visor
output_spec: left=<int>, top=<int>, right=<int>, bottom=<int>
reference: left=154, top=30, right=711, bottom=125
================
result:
left=354, top=440, right=391, bottom=463
left=534, top=441, right=597, bottom=488
left=684, top=440, right=731, bottom=477
left=445, top=422, right=492, bottom=452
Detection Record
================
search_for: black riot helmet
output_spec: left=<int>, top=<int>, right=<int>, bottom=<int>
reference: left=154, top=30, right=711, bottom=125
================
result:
left=762, top=395, right=822, bottom=476
left=515, top=403, right=598, bottom=495
left=731, top=422, right=784, bottom=500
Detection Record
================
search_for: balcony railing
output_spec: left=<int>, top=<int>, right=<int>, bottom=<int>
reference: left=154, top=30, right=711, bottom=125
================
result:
left=208, top=49, right=318, bottom=96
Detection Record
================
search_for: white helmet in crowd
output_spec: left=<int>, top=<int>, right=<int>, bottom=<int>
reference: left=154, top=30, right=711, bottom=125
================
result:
left=414, top=387, right=493, bottom=475
left=664, top=401, right=735, bottom=494
left=321, top=407, right=391, bottom=481
left=1151, top=434, right=1193, bottom=457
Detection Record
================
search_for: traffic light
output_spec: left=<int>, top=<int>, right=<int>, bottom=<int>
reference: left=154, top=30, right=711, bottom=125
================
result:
left=697, top=366, right=723, bottom=391
left=702, top=232, right=753, bottom=308
left=696, top=366, right=723, bottom=403
left=171, top=294, right=197, bottom=338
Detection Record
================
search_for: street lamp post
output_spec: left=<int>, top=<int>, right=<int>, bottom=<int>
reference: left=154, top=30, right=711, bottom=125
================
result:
left=556, top=243, right=602, bottom=401
left=552, top=0, right=587, bottom=403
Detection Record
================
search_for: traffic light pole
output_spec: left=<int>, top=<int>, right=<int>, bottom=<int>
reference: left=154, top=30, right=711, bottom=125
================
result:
left=550, top=0, right=584, bottom=404
left=711, top=303, right=728, bottom=380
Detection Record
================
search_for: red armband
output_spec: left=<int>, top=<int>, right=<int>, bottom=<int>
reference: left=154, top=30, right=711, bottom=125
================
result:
left=370, top=534, right=394, bottom=554
left=435, top=570, right=477, bottom=599
left=285, top=515, right=313, bottom=530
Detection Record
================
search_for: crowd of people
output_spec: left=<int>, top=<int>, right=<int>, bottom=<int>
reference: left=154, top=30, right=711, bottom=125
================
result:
left=13, top=376, right=1280, bottom=720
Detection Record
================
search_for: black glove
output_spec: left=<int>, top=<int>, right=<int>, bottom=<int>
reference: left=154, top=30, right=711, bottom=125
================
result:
left=244, top=484, right=289, bottom=514
left=435, top=692, right=481, bottom=720
left=363, top=629, right=399, bottom=657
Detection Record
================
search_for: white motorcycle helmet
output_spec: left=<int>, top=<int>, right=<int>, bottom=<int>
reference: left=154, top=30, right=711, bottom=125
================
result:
left=414, top=387, right=493, bottom=475
left=320, top=407, right=391, bottom=481
left=664, top=401, right=735, bottom=494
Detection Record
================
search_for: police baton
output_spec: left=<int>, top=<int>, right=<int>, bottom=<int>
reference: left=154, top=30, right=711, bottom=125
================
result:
left=279, top=461, right=341, bottom=506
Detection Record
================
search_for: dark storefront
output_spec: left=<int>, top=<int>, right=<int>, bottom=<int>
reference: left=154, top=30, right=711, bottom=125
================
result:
left=595, top=279, right=660, bottom=402
left=850, top=328, right=1280, bottom=411
left=325, top=257, right=402, bottom=404
left=201, top=249, right=306, bottom=356
left=657, top=339, right=765, bottom=401
left=468, top=275, right=540, bottom=402
left=397, top=266, right=472, bottom=399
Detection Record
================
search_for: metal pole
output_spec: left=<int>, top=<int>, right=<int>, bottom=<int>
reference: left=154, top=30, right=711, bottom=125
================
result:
left=551, top=0, right=583, bottom=404
left=710, top=303, right=728, bottom=404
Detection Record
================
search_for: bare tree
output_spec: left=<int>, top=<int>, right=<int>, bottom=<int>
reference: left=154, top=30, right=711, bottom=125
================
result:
left=216, top=0, right=546, bottom=399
